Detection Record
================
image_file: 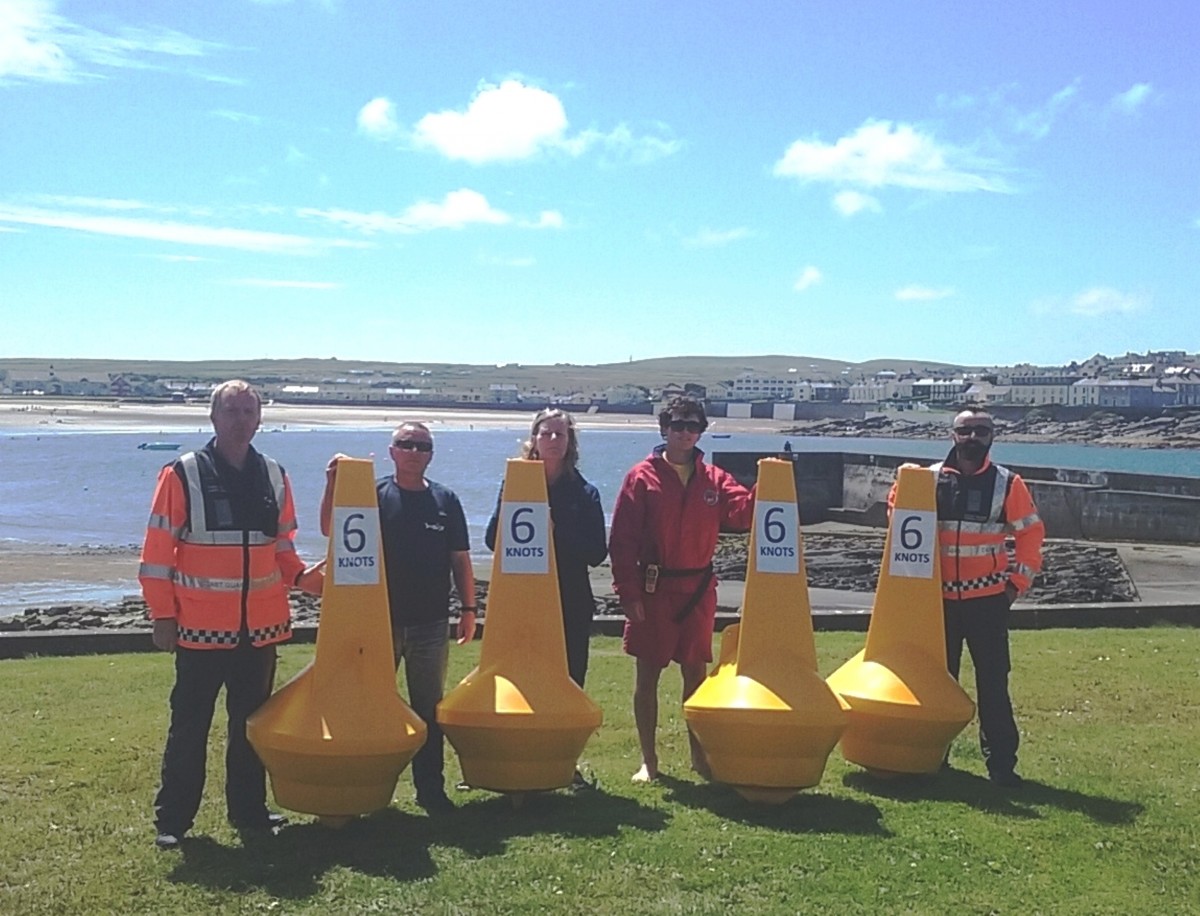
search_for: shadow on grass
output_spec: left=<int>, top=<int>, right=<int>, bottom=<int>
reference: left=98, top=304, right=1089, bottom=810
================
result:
left=657, top=774, right=889, bottom=836
left=841, top=766, right=1144, bottom=825
left=168, top=788, right=668, bottom=900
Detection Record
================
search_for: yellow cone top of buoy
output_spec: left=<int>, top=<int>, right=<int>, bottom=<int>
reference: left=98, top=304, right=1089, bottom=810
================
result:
left=685, top=458, right=846, bottom=802
left=438, top=459, right=601, bottom=792
left=826, top=464, right=974, bottom=775
left=247, top=457, right=426, bottom=819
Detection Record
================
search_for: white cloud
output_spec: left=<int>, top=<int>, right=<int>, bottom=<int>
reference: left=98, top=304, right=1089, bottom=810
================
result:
left=211, top=109, right=262, bottom=125
left=832, top=190, right=881, bottom=216
left=300, top=189, right=515, bottom=234
left=1012, top=81, right=1080, bottom=139
left=356, top=96, right=398, bottom=137
left=774, top=120, right=1011, bottom=193
left=383, top=79, right=679, bottom=165
left=0, top=0, right=70, bottom=81
left=683, top=227, right=751, bottom=248
left=0, top=203, right=364, bottom=254
left=226, top=278, right=339, bottom=289
left=793, top=266, right=822, bottom=292
left=1110, top=82, right=1154, bottom=115
left=0, top=0, right=229, bottom=83
left=413, top=80, right=568, bottom=164
left=895, top=285, right=955, bottom=301
left=524, top=210, right=564, bottom=230
left=1070, top=287, right=1146, bottom=316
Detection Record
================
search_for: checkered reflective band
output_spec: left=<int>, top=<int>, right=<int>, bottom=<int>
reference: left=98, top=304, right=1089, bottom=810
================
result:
left=177, top=627, right=240, bottom=646
left=943, top=572, right=1007, bottom=594
left=249, top=622, right=291, bottom=643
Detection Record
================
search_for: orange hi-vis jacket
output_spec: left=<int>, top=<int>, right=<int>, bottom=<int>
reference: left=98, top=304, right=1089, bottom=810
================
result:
left=139, top=441, right=305, bottom=649
left=889, top=451, right=1044, bottom=601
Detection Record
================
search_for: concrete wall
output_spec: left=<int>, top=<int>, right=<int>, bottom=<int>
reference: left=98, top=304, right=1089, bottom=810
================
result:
left=713, top=449, right=1200, bottom=545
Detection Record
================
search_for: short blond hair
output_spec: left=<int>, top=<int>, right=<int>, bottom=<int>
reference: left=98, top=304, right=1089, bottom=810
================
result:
left=210, top=379, right=262, bottom=415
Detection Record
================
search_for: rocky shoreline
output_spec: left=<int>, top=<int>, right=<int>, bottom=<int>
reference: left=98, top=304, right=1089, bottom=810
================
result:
left=0, top=533, right=1135, bottom=634
left=782, top=410, right=1200, bottom=449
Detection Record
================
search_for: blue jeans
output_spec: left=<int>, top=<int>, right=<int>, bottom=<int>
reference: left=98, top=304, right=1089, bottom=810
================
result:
left=393, top=620, right=450, bottom=799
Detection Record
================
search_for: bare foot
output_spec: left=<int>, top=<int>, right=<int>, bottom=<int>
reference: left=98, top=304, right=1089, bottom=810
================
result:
left=631, top=763, right=658, bottom=783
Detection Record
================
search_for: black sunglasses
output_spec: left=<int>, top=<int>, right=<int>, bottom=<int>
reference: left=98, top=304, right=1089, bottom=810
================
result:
left=392, top=440, right=433, bottom=452
left=953, top=425, right=993, bottom=438
left=667, top=419, right=704, bottom=433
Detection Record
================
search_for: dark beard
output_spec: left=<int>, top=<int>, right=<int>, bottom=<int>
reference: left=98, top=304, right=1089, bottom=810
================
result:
left=956, top=440, right=990, bottom=463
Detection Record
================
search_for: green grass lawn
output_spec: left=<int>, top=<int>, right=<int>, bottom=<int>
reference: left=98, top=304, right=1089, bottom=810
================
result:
left=2, top=630, right=1197, bottom=915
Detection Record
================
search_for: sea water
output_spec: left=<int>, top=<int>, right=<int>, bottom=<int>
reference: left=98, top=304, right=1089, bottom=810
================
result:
left=3, top=423, right=1199, bottom=607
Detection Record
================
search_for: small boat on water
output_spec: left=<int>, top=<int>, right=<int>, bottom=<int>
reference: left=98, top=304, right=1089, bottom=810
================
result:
left=138, top=442, right=181, bottom=451
left=711, top=433, right=732, bottom=439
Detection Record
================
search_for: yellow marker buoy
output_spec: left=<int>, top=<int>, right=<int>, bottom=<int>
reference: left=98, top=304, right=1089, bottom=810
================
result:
left=438, top=459, right=602, bottom=792
left=826, top=465, right=974, bottom=775
left=684, top=458, right=847, bottom=803
left=247, top=457, right=426, bottom=823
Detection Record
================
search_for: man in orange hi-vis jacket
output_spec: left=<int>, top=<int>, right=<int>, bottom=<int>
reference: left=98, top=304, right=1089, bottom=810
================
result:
left=139, top=380, right=323, bottom=850
left=889, top=407, right=1044, bottom=788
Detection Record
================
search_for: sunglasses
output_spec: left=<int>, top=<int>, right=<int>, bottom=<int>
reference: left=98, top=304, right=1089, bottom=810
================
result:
left=953, top=425, right=993, bottom=438
left=667, top=419, right=704, bottom=433
left=392, top=440, right=433, bottom=452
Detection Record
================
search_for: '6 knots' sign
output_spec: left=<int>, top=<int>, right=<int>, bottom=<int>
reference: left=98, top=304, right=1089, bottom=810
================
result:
left=754, top=500, right=800, bottom=575
left=331, top=507, right=381, bottom=586
left=500, top=502, right=551, bottom=574
left=888, top=509, right=936, bottom=579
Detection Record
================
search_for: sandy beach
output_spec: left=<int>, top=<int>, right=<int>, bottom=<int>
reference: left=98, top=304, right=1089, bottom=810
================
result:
left=0, top=398, right=791, bottom=435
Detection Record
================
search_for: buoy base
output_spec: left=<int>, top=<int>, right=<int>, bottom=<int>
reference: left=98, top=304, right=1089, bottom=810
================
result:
left=839, top=717, right=961, bottom=776
left=318, top=815, right=354, bottom=829
left=441, top=721, right=599, bottom=793
left=731, top=785, right=799, bottom=805
left=685, top=710, right=845, bottom=792
left=260, top=750, right=412, bottom=817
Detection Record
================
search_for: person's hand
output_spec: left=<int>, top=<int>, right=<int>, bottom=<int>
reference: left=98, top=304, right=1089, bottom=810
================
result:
left=152, top=618, right=178, bottom=652
left=325, top=453, right=351, bottom=480
left=621, top=598, right=645, bottom=623
left=295, top=561, right=326, bottom=596
left=456, top=610, right=477, bottom=645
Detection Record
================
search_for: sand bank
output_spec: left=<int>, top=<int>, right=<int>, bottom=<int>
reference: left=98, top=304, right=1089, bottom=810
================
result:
left=1, top=398, right=794, bottom=435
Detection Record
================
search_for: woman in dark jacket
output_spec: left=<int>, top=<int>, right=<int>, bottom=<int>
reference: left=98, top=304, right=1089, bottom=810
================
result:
left=485, top=408, right=608, bottom=688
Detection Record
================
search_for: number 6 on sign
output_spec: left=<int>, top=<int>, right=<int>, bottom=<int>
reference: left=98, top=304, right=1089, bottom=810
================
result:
left=889, top=510, right=936, bottom=579
left=500, top=502, right=550, bottom=574
left=755, top=500, right=800, bottom=574
left=331, top=507, right=381, bottom=586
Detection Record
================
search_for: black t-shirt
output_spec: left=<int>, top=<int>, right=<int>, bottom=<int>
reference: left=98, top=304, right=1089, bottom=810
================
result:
left=376, top=477, right=470, bottom=627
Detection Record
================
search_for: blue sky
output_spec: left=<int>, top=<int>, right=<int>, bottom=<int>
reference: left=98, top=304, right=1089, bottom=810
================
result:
left=1, top=0, right=1197, bottom=368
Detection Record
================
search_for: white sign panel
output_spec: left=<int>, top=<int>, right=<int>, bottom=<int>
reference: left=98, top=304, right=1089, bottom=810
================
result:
left=332, top=507, right=381, bottom=586
left=500, top=502, right=551, bottom=574
left=888, top=509, right=937, bottom=579
left=755, top=500, right=800, bottom=574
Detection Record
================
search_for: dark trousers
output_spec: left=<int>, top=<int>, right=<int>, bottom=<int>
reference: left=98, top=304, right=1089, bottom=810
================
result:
left=393, top=621, right=450, bottom=800
left=564, top=606, right=592, bottom=689
left=154, top=642, right=277, bottom=835
left=944, top=593, right=1019, bottom=775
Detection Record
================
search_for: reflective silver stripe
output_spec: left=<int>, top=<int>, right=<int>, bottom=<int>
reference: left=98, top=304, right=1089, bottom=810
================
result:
left=1009, top=511, right=1041, bottom=532
left=265, top=458, right=286, bottom=517
left=279, top=519, right=298, bottom=535
left=181, top=530, right=274, bottom=546
left=941, top=541, right=1006, bottom=558
left=276, top=539, right=297, bottom=554
left=988, top=466, right=1010, bottom=524
left=145, top=511, right=182, bottom=540
left=174, top=570, right=282, bottom=592
left=938, top=519, right=1006, bottom=536
left=179, top=451, right=207, bottom=534
left=1013, top=563, right=1038, bottom=581
left=139, top=562, right=174, bottom=580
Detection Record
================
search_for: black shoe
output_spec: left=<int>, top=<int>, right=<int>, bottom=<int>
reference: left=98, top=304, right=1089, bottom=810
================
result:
left=989, top=770, right=1024, bottom=789
left=155, top=832, right=182, bottom=851
left=569, top=769, right=595, bottom=792
left=416, top=792, right=456, bottom=816
left=231, top=812, right=289, bottom=833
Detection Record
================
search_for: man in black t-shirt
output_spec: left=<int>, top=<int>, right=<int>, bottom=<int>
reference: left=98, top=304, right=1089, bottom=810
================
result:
left=320, top=422, right=476, bottom=814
